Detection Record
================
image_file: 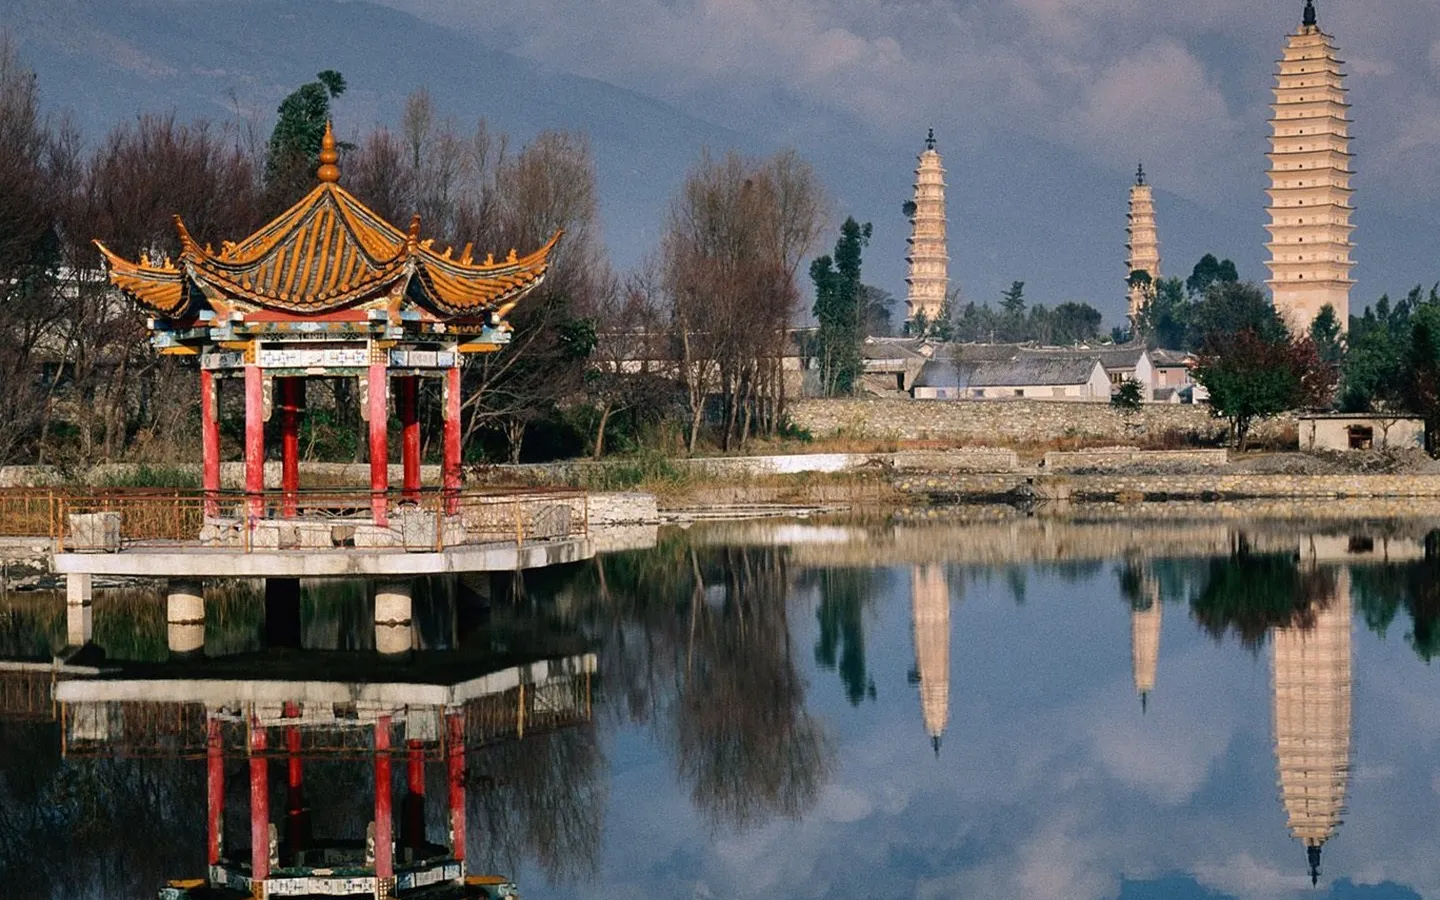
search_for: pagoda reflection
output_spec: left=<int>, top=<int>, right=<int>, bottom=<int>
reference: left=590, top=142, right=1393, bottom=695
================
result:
left=909, top=565, right=950, bottom=755
left=1130, top=574, right=1161, bottom=713
left=1270, top=565, right=1351, bottom=887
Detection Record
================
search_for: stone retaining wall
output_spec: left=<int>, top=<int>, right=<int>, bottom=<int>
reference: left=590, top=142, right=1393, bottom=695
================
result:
left=895, top=472, right=1440, bottom=500
left=1042, top=449, right=1229, bottom=471
left=790, top=398, right=1296, bottom=446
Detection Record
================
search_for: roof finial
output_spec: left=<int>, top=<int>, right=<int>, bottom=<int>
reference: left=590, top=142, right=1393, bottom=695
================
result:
left=317, top=121, right=340, bottom=184
left=1307, top=843, right=1322, bottom=887
left=1303, top=0, right=1317, bottom=28
left=1136, top=162, right=1146, bottom=186
left=925, top=127, right=936, bottom=151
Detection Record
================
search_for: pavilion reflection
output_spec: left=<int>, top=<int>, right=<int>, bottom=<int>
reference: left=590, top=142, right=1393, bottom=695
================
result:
left=0, top=577, right=600, bottom=900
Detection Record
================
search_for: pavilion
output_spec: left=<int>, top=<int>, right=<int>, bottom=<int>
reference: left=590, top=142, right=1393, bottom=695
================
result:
left=95, top=123, right=559, bottom=526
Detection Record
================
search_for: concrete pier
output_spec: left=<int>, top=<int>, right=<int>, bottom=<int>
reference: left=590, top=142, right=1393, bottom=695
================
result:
left=374, top=582, right=414, bottom=656
left=166, top=579, right=205, bottom=656
left=66, top=573, right=92, bottom=647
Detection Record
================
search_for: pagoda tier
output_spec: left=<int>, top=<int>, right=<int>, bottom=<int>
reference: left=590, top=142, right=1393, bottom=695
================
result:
left=1125, top=164, right=1162, bottom=323
left=96, top=123, right=559, bottom=353
left=905, top=129, right=949, bottom=325
left=1265, top=0, right=1354, bottom=332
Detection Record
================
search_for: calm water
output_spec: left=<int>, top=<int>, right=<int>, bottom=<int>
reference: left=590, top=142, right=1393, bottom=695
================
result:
left=4, top=517, right=1440, bottom=899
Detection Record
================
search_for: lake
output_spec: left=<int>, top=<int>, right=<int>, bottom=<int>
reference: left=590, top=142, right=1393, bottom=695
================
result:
left=2, top=515, right=1438, bottom=900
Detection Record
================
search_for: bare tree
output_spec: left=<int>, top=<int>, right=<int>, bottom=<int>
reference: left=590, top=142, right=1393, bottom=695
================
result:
left=587, top=263, right=671, bottom=458
left=661, top=149, right=825, bottom=452
left=0, top=35, right=64, bottom=464
left=456, top=129, right=606, bottom=462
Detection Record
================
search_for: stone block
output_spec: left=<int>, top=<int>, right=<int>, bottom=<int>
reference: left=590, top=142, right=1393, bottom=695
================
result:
left=397, top=507, right=439, bottom=551
left=441, top=516, right=468, bottom=547
left=285, top=522, right=337, bottom=549
left=68, top=512, right=121, bottom=552
left=199, top=517, right=242, bottom=546
left=354, top=524, right=400, bottom=548
left=248, top=522, right=281, bottom=549
left=529, top=503, right=573, bottom=540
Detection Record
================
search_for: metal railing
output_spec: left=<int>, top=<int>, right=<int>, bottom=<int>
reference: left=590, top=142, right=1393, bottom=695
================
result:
left=0, top=486, right=588, bottom=552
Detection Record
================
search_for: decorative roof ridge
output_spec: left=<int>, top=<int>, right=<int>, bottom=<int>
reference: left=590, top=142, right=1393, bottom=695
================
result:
left=417, top=229, right=563, bottom=277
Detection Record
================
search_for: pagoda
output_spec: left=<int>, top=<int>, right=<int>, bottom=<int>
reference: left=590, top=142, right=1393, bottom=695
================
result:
left=905, top=129, right=949, bottom=327
left=96, top=123, right=559, bottom=525
left=1265, top=0, right=1355, bottom=332
left=1125, top=163, right=1161, bottom=325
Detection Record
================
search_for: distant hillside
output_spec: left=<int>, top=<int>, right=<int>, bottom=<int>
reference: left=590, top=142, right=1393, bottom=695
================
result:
left=0, top=0, right=756, bottom=272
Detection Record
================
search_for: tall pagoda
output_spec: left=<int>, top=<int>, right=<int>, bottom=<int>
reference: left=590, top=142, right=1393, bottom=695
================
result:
left=96, top=124, right=558, bottom=525
left=905, top=129, right=949, bottom=327
left=1265, top=0, right=1355, bottom=332
left=1125, top=163, right=1161, bottom=326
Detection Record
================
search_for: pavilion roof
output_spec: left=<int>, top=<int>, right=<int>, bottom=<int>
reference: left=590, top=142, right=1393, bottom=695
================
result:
left=95, top=123, right=559, bottom=322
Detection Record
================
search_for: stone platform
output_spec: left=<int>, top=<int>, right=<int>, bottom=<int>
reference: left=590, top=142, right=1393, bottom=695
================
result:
left=52, top=536, right=595, bottom=579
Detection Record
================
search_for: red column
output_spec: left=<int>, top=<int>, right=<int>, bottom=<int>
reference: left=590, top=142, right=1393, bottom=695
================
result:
left=280, top=379, right=302, bottom=517
left=249, top=718, right=270, bottom=885
left=443, top=366, right=461, bottom=515
left=284, top=701, right=307, bottom=863
left=200, top=368, right=220, bottom=518
left=244, top=364, right=265, bottom=520
left=368, top=364, right=389, bottom=526
left=399, top=376, right=421, bottom=501
left=374, top=716, right=394, bottom=881
left=207, top=717, right=224, bottom=866
left=446, top=711, right=465, bottom=862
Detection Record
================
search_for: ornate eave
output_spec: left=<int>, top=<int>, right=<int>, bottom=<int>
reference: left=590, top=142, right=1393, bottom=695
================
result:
left=95, top=122, right=559, bottom=347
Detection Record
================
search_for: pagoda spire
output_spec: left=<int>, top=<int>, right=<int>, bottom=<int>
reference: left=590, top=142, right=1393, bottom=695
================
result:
left=1308, top=844, right=1323, bottom=887
left=1135, top=161, right=1145, bottom=186
left=317, top=121, right=340, bottom=184
left=1303, top=0, right=1317, bottom=28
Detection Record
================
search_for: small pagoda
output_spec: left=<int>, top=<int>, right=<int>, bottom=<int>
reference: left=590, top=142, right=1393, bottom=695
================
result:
left=96, top=123, right=559, bottom=526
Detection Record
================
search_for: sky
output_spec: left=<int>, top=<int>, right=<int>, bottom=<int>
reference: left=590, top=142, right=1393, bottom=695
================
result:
left=376, top=0, right=1440, bottom=322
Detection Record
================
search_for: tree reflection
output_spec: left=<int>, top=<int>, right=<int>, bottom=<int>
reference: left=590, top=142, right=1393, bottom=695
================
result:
left=673, top=547, right=831, bottom=829
left=805, top=568, right=877, bottom=705
left=1351, top=532, right=1440, bottom=662
left=467, top=724, right=605, bottom=884
left=1189, top=538, right=1333, bottom=649
left=0, top=719, right=201, bottom=897
left=560, top=536, right=833, bottom=833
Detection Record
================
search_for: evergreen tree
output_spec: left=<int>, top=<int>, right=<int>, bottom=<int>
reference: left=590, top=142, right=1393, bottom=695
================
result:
left=1309, top=304, right=1344, bottom=365
left=264, top=70, right=347, bottom=208
left=1186, top=253, right=1239, bottom=297
left=809, top=217, right=871, bottom=396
